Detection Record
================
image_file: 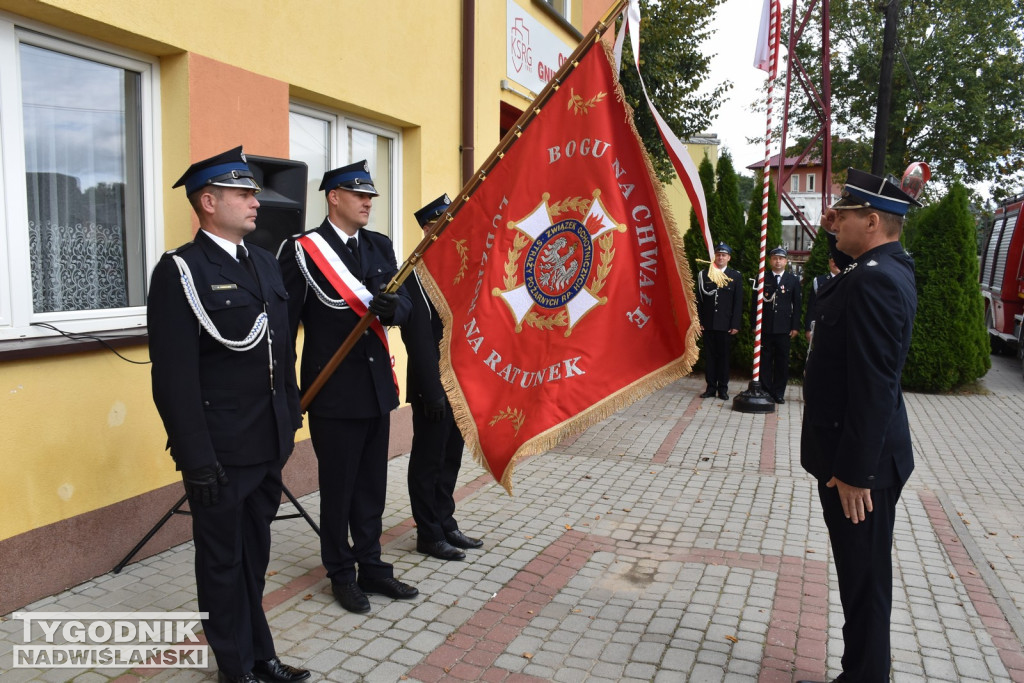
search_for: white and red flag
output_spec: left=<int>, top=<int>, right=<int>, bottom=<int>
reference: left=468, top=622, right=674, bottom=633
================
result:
left=754, top=0, right=782, bottom=76
left=419, top=43, right=699, bottom=492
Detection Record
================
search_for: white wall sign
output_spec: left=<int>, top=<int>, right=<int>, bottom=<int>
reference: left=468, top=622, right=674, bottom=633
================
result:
left=506, top=0, right=574, bottom=95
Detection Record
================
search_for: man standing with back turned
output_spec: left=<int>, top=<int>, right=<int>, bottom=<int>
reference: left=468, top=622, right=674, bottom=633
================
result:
left=278, top=161, right=418, bottom=614
left=799, top=168, right=920, bottom=683
left=148, top=147, right=308, bottom=683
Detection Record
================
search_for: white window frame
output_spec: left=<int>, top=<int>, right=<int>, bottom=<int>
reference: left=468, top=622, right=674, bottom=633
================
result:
left=789, top=173, right=800, bottom=193
left=288, top=101, right=402, bottom=255
left=807, top=172, right=816, bottom=192
left=0, top=14, right=162, bottom=341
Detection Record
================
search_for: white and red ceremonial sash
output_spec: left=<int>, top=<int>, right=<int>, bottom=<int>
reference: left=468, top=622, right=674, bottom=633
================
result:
left=419, top=42, right=699, bottom=492
left=297, top=232, right=398, bottom=391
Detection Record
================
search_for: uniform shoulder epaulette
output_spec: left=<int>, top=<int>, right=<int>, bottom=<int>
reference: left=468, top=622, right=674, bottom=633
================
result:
left=161, top=241, right=195, bottom=258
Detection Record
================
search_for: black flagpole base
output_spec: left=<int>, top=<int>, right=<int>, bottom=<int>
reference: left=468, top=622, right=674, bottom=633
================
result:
left=732, top=380, right=777, bottom=414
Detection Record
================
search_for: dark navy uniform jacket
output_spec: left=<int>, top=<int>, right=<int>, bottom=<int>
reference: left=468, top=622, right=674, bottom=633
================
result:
left=801, top=241, right=917, bottom=489
left=804, top=272, right=833, bottom=331
left=278, top=219, right=411, bottom=419
left=760, top=270, right=802, bottom=333
left=401, top=272, right=446, bottom=407
left=148, top=230, right=302, bottom=471
left=696, top=267, right=743, bottom=332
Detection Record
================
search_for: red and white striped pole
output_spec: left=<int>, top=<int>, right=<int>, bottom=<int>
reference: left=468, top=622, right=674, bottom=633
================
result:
left=753, top=0, right=780, bottom=384
left=735, top=0, right=780, bottom=413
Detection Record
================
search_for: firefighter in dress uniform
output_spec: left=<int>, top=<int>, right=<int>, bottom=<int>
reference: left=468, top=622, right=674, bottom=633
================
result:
left=759, top=246, right=801, bottom=403
left=148, top=147, right=308, bottom=683
left=278, top=161, right=418, bottom=614
left=798, top=168, right=920, bottom=683
left=401, top=194, right=484, bottom=561
left=696, top=243, right=743, bottom=400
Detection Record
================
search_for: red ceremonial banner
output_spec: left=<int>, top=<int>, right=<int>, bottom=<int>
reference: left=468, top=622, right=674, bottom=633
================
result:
left=419, top=44, right=699, bottom=492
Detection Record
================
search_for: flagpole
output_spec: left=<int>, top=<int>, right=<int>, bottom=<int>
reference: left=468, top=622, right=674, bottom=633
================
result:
left=734, top=0, right=779, bottom=415
left=300, top=0, right=629, bottom=412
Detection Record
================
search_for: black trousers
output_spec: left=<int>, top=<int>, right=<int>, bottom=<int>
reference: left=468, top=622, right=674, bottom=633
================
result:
left=761, top=333, right=791, bottom=398
left=818, top=480, right=903, bottom=683
left=408, top=400, right=465, bottom=542
left=309, top=414, right=392, bottom=584
left=189, top=461, right=281, bottom=676
left=703, top=329, right=734, bottom=390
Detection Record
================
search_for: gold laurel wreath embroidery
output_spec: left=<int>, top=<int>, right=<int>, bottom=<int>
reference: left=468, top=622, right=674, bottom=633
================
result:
left=567, top=88, right=607, bottom=115
left=524, top=309, right=568, bottom=331
left=452, top=239, right=469, bottom=284
left=589, top=232, right=616, bottom=295
left=548, top=196, right=592, bottom=216
left=489, top=407, right=526, bottom=434
left=503, top=232, right=531, bottom=290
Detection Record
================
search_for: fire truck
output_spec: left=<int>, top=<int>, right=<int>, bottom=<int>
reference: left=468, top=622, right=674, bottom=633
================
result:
left=979, top=192, right=1024, bottom=376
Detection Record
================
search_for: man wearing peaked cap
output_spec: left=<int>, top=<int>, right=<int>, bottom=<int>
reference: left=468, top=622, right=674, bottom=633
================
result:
left=759, top=245, right=801, bottom=404
left=172, top=145, right=262, bottom=196
left=401, top=195, right=483, bottom=562
left=278, top=161, right=417, bottom=613
left=799, top=167, right=921, bottom=683
left=149, top=147, right=308, bottom=683
left=318, top=160, right=379, bottom=196
left=696, top=243, right=743, bottom=400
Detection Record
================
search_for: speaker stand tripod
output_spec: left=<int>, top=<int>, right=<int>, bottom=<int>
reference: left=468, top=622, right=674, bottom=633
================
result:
left=113, top=484, right=319, bottom=574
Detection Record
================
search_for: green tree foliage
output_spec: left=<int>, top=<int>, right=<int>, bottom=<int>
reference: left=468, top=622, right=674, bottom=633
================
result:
left=791, top=0, right=1024, bottom=196
left=903, top=184, right=991, bottom=390
left=685, top=156, right=719, bottom=371
left=715, top=151, right=744, bottom=248
left=616, top=0, right=731, bottom=181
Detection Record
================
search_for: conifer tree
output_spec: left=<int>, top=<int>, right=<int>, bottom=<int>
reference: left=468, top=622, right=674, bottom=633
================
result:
left=903, top=184, right=991, bottom=390
left=685, top=155, right=719, bottom=372
left=715, top=151, right=744, bottom=249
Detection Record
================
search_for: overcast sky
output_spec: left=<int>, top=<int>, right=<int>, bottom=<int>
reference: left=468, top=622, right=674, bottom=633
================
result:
left=702, top=0, right=782, bottom=174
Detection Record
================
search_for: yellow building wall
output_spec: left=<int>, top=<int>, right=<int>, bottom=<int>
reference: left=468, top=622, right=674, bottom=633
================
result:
left=0, top=0, right=705, bottom=543
left=0, top=353, right=175, bottom=539
left=0, top=0, right=586, bottom=542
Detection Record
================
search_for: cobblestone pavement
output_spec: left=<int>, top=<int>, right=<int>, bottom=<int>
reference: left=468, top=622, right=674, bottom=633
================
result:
left=3, top=355, right=1023, bottom=682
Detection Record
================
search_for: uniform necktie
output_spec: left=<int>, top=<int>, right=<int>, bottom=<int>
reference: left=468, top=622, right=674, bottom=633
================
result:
left=346, top=236, right=361, bottom=268
left=237, top=244, right=258, bottom=282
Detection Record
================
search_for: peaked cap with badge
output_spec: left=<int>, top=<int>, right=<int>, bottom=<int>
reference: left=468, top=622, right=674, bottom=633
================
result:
left=831, top=167, right=923, bottom=216
left=414, top=194, right=452, bottom=228
left=319, top=160, right=379, bottom=196
left=172, top=146, right=261, bottom=196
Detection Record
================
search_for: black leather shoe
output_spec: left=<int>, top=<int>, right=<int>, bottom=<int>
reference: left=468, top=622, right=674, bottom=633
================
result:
left=446, top=529, right=483, bottom=549
left=253, top=657, right=310, bottom=683
left=700, top=389, right=715, bottom=398
left=417, top=538, right=466, bottom=560
left=776, top=396, right=786, bottom=404
left=219, top=673, right=259, bottom=683
left=332, top=581, right=370, bottom=613
left=358, top=576, right=419, bottom=599
left=717, top=390, right=729, bottom=400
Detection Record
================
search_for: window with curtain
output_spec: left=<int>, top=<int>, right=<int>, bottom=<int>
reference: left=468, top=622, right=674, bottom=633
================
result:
left=0, top=21, right=157, bottom=340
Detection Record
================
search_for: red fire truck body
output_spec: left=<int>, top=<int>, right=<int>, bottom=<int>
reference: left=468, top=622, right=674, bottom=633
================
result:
left=980, top=193, right=1024, bottom=373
